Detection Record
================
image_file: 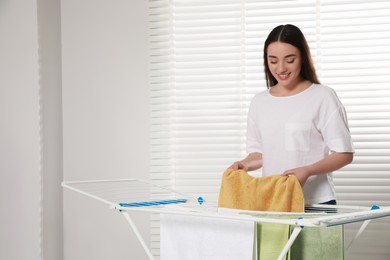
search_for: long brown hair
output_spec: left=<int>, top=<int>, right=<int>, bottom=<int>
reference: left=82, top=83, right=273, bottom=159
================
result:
left=263, top=24, right=320, bottom=88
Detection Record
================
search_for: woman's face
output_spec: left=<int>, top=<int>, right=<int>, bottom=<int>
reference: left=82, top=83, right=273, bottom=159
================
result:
left=267, top=41, right=303, bottom=88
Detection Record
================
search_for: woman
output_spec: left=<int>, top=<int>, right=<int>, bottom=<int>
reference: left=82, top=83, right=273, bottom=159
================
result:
left=229, top=24, right=354, bottom=205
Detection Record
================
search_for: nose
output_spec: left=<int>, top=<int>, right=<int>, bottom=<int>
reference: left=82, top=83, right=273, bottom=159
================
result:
left=277, top=62, right=287, bottom=73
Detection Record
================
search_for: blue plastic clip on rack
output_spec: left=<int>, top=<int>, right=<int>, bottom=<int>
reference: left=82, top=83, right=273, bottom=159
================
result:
left=371, top=205, right=380, bottom=210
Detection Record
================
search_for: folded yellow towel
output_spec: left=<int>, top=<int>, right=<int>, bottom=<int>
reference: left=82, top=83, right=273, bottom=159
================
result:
left=218, top=169, right=304, bottom=212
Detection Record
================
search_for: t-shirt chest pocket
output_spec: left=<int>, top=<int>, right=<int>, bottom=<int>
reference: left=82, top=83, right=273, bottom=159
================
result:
left=285, top=122, right=312, bottom=152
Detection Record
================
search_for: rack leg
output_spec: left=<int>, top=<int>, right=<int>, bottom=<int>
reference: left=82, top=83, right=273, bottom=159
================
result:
left=346, top=219, right=371, bottom=251
left=277, top=226, right=303, bottom=260
left=120, top=210, right=154, bottom=260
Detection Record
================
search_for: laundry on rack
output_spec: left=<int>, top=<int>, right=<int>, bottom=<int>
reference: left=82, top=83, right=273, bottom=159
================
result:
left=253, top=213, right=345, bottom=260
left=160, top=170, right=343, bottom=260
left=257, top=221, right=291, bottom=260
left=218, top=169, right=305, bottom=212
left=160, top=206, right=256, bottom=260
left=289, top=222, right=344, bottom=259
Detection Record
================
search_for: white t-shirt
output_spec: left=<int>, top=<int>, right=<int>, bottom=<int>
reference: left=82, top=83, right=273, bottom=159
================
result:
left=246, top=83, right=354, bottom=204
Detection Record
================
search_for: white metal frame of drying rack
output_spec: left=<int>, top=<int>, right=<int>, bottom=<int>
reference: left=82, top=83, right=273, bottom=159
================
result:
left=62, top=178, right=390, bottom=260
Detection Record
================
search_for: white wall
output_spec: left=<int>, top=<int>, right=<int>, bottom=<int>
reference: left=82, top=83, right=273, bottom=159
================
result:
left=0, top=1, right=42, bottom=260
left=61, top=1, right=150, bottom=260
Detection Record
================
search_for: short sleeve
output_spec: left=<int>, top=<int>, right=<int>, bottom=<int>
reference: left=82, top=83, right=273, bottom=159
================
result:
left=319, top=90, right=354, bottom=153
left=246, top=97, right=263, bottom=154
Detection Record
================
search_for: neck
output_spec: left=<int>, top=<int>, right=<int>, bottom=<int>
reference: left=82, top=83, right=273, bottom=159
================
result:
left=270, top=80, right=312, bottom=97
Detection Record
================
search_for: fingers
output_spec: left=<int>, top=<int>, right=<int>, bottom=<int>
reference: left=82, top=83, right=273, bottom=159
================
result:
left=236, top=161, right=244, bottom=170
left=281, top=169, right=307, bottom=187
left=281, top=170, right=294, bottom=176
left=228, top=161, right=247, bottom=171
left=230, top=162, right=240, bottom=170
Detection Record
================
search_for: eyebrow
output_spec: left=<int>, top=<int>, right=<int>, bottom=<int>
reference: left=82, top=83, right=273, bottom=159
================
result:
left=268, top=54, right=297, bottom=59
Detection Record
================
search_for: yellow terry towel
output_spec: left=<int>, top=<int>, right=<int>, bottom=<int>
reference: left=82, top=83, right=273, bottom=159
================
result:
left=218, top=169, right=304, bottom=212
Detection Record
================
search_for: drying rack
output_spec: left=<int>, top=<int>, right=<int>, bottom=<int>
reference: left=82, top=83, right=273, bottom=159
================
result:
left=62, top=178, right=390, bottom=260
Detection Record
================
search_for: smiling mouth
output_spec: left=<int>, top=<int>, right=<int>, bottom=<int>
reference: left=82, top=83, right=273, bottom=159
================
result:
left=277, top=73, right=290, bottom=80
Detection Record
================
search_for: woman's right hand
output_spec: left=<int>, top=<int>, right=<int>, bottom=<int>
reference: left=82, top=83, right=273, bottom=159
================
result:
left=227, top=152, right=263, bottom=172
left=228, top=161, right=248, bottom=171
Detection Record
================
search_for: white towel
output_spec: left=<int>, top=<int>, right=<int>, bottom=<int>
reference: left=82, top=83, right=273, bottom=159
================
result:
left=160, top=210, right=256, bottom=260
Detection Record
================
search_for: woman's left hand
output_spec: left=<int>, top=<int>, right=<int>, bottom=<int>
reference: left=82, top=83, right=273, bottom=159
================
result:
left=281, top=167, right=311, bottom=187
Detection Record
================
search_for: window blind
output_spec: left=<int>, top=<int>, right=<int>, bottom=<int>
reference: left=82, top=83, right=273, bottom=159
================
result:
left=149, top=0, right=390, bottom=259
left=319, top=2, right=390, bottom=259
